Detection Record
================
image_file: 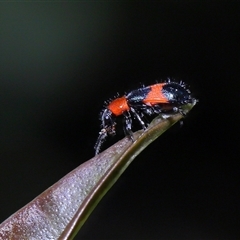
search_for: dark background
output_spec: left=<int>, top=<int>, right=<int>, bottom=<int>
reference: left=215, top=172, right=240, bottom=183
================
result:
left=0, top=2, right=239, bottom=239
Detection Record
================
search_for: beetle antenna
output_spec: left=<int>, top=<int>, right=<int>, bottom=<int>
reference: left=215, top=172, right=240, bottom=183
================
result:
left=94, top=128, right=108, bottom=155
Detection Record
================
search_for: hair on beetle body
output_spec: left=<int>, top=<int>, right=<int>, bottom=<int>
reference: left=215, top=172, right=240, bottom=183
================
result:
left=94, top=80, right=196, bottom=155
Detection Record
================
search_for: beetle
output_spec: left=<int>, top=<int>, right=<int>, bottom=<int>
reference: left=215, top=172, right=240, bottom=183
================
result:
left=94, top=80, right=195, bottom=155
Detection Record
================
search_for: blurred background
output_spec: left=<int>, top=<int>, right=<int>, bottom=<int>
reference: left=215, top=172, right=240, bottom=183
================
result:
left=0, top=2, right=239, bottom=239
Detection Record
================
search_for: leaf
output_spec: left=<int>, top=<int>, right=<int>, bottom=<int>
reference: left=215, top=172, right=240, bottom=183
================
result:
left=0, top=101, right=196, bottom=240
